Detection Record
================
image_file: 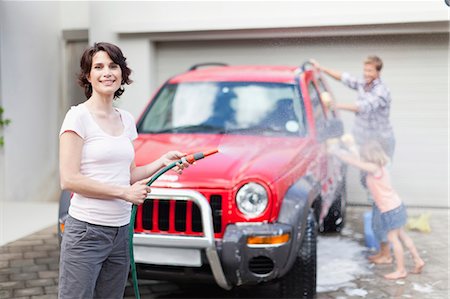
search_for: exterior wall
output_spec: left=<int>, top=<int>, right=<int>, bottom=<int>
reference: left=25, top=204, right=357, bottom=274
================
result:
left=0, top=0, right=448, bottom=207
left=87, top=1, right=448, bottom=116
left=86, top=1, right=448, bottom=207
left=0, top=2, right=63, bottom=203
left=89, top=0, right=448, bottom=116
left=59, top=1, right=89, bottom=30
left=152, top=34, right=449, bottom=208
left=97, top=1, right=447, bottom=34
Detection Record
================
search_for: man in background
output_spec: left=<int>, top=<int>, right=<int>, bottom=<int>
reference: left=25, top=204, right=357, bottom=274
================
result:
left=311, top=56, right=395, bottom=264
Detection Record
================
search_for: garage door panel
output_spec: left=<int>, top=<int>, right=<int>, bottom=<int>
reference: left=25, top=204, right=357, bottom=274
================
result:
left=155, top=33, right=448, bottom=207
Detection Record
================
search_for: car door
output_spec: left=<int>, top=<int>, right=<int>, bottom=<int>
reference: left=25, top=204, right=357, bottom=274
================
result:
left=299, top=71, right=329, bottom=210
left=306, top=75, right=329, bottom=183
left=313, top=75, right=344, bottom=221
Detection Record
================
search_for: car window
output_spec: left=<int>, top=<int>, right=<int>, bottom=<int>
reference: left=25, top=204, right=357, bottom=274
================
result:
left=173, top=83, right=219, bottom=127
left=139, top=84, right=177, bottom=132
left=138, top=82, right=306, bottom=137
left=317, top=78, right=327, bottom=93
left=307, top=81, right=327, bottom=131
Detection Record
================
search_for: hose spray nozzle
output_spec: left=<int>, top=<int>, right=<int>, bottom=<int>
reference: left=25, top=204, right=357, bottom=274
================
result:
left=181, top=148, right=219, bottom=164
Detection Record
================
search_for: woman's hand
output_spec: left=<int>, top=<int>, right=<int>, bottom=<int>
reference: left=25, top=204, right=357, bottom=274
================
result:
left=159, top=150, right=189, bottom=174
left=123, top=179, right=152, bottom=205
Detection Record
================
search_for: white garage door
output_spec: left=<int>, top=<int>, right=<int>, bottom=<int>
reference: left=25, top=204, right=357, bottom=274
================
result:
left=155, top=33, right=448, bottom=208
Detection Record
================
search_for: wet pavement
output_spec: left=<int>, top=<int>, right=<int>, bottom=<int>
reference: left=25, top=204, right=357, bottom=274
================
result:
left=1, top=206, right=448, bottom=299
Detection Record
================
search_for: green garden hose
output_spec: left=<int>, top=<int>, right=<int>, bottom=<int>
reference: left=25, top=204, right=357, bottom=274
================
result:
left=129, top=161, right=178, bottom=299
left=128, top=149, right=219, bottom=298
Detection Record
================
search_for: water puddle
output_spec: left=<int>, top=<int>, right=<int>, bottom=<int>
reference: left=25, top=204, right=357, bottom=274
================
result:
left=317, top=236, right=371, bottom=293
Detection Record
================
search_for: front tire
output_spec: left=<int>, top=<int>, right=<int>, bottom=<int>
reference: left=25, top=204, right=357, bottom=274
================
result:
left=280, top=210, right=317, bottom=298
left=322, top=182, right=346, bottom=233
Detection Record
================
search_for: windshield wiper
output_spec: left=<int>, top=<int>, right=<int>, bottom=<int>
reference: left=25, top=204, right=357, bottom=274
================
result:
left=226, top=126, right=294, bottom=136
left=147, top=124, right=226, bottom=134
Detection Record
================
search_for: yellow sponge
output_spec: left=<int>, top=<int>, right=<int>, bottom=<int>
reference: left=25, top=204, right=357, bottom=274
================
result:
left=406, top=212, right=431, bottom=233
left=340, top=134, right=356, bottom=147
left=320, top=91, right=333, bottom=108
left=326, top=138, right=340, bottom=147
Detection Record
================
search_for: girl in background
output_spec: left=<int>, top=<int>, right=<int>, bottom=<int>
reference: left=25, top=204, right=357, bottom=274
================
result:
left=330, top=140, right=425, bottom=280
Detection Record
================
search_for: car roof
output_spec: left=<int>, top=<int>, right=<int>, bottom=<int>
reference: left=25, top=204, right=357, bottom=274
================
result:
left=168, top=65, right=300, bottom=84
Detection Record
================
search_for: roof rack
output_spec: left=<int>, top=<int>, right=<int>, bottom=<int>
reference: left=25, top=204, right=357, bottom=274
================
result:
left=188, top=63, right=228, bottom=71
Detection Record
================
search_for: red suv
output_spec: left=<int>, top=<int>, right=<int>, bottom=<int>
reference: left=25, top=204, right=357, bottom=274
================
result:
left=59, top=62, right=346, bottom=298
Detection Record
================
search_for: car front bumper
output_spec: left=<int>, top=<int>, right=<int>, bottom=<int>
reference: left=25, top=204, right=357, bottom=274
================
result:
left=131, top=188, right=297, bottom=288
left=221, top=222, right=293, bottom=286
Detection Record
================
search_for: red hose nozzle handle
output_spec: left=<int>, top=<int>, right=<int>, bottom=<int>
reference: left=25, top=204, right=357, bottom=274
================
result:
left=203, top=148, right=219, bottom=157
left=183, top=148, right=219, bottom=164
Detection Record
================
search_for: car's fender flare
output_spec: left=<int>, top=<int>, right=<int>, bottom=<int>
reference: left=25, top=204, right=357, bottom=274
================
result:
left=276, top=174, right=320, bottom=277
left=58, top=190, right=71, bottom=220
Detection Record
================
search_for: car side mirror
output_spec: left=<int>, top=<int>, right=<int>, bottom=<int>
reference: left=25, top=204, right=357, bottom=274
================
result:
left=317, top=118, right=344, bottom=142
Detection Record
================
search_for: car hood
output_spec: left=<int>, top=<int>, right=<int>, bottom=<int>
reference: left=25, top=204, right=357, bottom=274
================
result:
left=134, top=134, right=312, bottom=189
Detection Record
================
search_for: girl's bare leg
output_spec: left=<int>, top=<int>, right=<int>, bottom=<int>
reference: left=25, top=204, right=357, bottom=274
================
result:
left=384, top=229, right=408, bottom=280
left=370, top=242, right=392, bottom=264
left=398, top=228, right=425, bottom=274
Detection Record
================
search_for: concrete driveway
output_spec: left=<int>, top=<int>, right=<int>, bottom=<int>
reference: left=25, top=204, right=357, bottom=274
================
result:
left=1, top=206, right=448, bottom=299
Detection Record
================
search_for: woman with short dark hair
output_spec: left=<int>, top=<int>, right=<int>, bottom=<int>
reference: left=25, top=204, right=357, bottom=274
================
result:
left=58, top=42, right=189, bottom=299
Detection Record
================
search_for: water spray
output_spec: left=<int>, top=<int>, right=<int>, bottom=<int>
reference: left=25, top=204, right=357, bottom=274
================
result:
left=129, top=149, right=219, bottom=299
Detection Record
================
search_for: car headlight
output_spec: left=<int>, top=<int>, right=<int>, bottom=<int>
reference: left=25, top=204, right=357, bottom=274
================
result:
left=236, top=182, right=268, bottom=218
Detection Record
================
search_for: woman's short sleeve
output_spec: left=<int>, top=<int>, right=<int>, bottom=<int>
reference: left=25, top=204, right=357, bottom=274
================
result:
left=130, top=122, right=138, bottom=141
left=119, top=109, right=138, bottom=141
left=59, top=106, right=86, bottom=139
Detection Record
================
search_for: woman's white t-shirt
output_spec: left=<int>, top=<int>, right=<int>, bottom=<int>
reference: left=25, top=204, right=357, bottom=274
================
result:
left=60, top=103, right=138, bottom=227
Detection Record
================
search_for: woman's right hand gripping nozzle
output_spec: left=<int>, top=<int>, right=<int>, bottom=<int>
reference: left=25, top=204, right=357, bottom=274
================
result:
left=124, top=179, right=151, bottom=205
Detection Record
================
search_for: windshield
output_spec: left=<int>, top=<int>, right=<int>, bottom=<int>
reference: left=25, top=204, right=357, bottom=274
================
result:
left=138, top=82, right=306, bottom=136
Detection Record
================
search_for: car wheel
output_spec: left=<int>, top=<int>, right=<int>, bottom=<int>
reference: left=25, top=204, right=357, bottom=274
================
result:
left=322, top=182, right=347, bottom=233
left=280, top=210, right=317, bottom=298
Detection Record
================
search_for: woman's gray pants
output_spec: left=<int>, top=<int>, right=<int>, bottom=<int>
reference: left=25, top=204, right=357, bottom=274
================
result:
left=58, top=216, right=130, bottom=299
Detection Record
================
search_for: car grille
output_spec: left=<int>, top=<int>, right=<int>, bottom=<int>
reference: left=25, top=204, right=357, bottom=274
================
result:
left=134, top=193, right=223, bottom=237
